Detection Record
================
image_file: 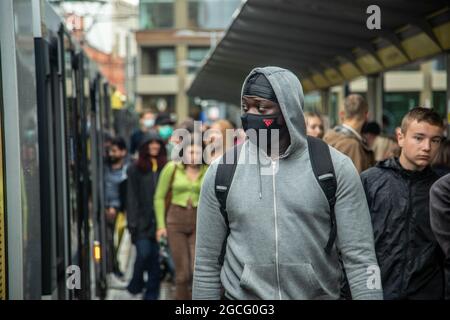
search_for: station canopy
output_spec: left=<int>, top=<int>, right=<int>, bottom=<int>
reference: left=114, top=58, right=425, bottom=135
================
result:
left=187, top=0, right=450, bottom=105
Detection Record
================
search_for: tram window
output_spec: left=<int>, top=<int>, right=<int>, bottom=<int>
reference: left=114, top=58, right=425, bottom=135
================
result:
left=62, top=31, right=80, bottom=266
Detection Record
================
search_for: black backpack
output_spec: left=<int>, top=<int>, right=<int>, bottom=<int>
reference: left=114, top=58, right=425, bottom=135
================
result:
left=214, top=136, right=337, bottom=263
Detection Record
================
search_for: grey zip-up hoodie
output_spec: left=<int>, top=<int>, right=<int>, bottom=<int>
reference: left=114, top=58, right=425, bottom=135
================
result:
left=193, top=67, right=383, bottom=300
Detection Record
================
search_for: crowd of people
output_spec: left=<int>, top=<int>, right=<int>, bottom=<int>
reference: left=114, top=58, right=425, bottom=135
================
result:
left=103, top=109, right=242, bottom=299
left=103, top=66, right=450, bottom=300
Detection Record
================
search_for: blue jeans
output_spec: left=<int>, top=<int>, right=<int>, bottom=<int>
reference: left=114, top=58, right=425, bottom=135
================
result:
left=127, top=238, right=160, bottom=300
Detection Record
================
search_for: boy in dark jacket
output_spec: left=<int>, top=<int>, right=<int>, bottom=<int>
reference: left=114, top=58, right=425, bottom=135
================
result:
left=361, top=107, right=445, bottom=299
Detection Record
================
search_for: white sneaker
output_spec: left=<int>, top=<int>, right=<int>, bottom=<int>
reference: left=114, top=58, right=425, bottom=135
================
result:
left=123, top=290, right=143, bottom=300
left=107, top=273, right=128, bottom=289
left=108, top=289, right=143, bottom=300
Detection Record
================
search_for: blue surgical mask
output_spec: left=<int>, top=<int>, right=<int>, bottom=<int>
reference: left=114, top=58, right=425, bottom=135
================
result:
left=159, top=125, right=173, bottom=140
left=143, top=119, right=155, bottom=129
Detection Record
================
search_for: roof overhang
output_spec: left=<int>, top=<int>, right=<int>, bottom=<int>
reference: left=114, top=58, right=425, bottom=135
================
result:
left=188, top=0, right=450, bottom=105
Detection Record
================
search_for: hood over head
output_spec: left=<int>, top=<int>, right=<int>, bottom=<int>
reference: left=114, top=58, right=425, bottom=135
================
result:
left=139, top=130, right=165, bottom=149
left=241, top=66, right=307, bottom=158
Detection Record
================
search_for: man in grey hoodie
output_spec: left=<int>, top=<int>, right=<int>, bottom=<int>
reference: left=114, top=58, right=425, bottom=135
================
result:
left=193, top=67, right=382, bottom=300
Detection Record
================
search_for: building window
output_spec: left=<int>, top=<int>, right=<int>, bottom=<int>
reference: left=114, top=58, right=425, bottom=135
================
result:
left=383, top=92, right=419, bottom=135
left=158, top=48, right=176, bottom=74
left=141, top=47, right=176, bottom=75
left=139, top=0, right=174, bottom=29
left=433, top=91, right=446, bottom=119
left=142, top=95, right=176, bottom=113
left=187, top=47, right=209, bottom=73
left=188, top=0, right=241, bottom=29
left=432, top=55, right=446, bottom=71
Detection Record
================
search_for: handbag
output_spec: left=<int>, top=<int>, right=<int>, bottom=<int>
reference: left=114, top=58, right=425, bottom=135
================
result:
left=114, top=211, right=126, bottom=250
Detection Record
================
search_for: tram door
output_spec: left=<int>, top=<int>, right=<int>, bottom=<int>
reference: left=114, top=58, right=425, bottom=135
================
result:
left=60, top=29, right=82, bottom=300
left=35, top=33, right=70, bottom=299
left=73, top=52, right=92, bottom=300
left=90, top=75, right=108, bottom=299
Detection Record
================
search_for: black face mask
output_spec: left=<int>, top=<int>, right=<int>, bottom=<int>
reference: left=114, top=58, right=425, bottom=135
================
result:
left=241, top=113, right=282, bottom=149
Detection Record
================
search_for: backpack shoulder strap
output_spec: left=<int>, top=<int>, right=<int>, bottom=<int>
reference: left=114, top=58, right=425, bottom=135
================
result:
left=215, top=143, right=243, bottom=223
left=214, top=143, right=243, bottom=265
left=307, top=136, right=338, bottom=254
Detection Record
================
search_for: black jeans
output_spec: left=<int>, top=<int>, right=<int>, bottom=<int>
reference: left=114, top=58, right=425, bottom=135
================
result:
left=127, top=238, right=160, bottom=300
left=106, top=215, right=120, bottom=274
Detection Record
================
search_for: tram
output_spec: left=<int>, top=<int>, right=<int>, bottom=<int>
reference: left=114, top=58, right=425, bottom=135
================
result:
left=0, top=0, right=113, bottom=300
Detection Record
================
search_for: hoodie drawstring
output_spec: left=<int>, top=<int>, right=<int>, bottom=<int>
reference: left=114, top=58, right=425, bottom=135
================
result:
left=257, top=147, right=262, bottom=199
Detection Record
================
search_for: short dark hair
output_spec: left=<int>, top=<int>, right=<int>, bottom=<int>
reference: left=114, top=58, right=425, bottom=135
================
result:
left=400, top=107, right=444, bottom=133
left=110, top=137, right=127, bottom=151
left=362, top=121, right=381, bottom=136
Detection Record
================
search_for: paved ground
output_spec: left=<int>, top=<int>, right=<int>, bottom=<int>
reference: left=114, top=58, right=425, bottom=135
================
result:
left=105, top=229, right=175, bottom=300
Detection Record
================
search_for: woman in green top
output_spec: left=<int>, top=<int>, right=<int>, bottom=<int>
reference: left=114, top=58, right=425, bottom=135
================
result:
left=154, top=142, right=208, bottom=300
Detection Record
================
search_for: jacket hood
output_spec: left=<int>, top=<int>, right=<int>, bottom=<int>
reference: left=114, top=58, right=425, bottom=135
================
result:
left=138, top=130, right=165, bottom=149
left=376, top=157, right=402, bottom=171
left=241, top=66, right=307, bottom=158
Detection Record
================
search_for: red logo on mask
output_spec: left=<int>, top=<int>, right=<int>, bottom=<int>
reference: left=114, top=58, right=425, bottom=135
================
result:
left=263, top=119, right=274, bottom=127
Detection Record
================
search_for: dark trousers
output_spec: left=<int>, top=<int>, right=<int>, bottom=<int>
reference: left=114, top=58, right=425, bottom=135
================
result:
left=127, top=238, right=160, bottom=300
left=106, top=216, right=120, bottom=274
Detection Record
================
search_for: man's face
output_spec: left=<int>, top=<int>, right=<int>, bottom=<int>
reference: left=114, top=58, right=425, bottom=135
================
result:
left=241, top=95, right=289, bottom=149
left=108, top=145, right=126, bottom=163
left=140, top=112, right=155, bottom=129
left=242, top=95, right=282, bottom=118
left=397, top=120, right=443, bottom=170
